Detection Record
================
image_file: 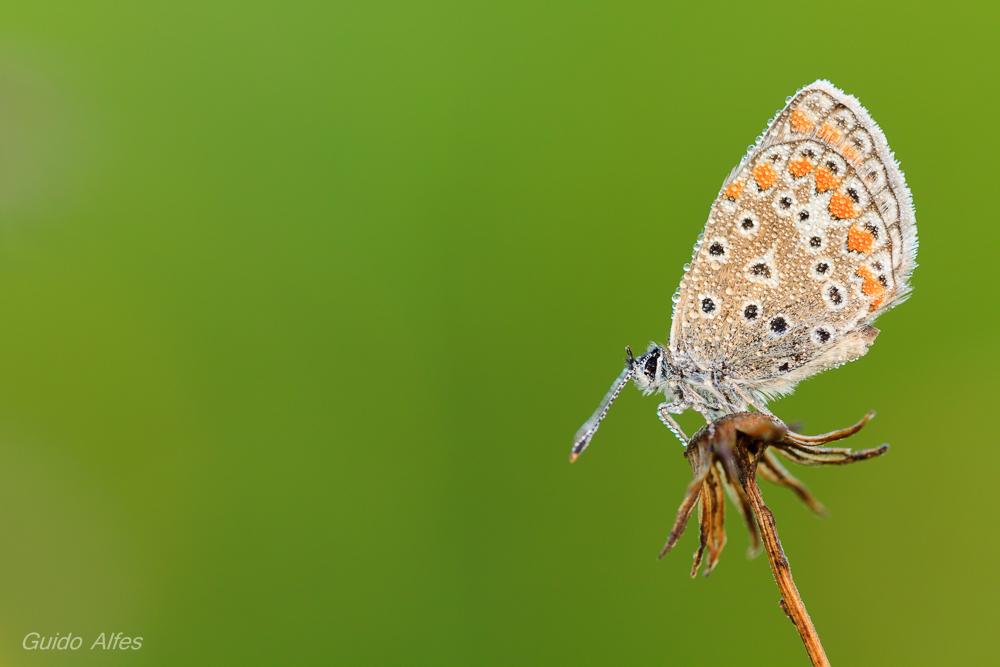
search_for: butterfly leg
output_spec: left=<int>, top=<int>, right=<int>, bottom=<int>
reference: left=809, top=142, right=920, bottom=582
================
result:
left=657, top=402, right=690, bottom=444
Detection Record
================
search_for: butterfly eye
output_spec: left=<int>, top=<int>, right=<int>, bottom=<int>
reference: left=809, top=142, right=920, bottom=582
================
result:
left=643, top=350, right=660, bottom=379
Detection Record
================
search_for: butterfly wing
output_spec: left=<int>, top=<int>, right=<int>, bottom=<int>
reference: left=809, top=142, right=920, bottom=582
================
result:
left=668, top=80, right=917, bottom=404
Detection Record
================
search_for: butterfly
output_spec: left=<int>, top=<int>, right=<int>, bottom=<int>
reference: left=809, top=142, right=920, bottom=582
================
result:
left=572, top=80, right=917, bottom=460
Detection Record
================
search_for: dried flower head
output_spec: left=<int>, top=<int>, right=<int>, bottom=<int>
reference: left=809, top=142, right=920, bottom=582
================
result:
left=652, top=411, right=887, bottom=666
left=660, top=411, right=887, bottom=577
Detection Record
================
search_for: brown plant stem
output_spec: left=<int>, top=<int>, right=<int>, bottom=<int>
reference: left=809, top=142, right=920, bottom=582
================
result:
left=737, top=438, right=831, bottom=667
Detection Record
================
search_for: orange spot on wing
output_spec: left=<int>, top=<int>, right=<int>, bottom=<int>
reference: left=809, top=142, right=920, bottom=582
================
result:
left=841, top=145, right=859, bottom=163
left=863, top=279, right=885, bottom=297
left=788, top=159, right=814, bottom=178
left=847, top=223, right=874, bottom=252
left=724, top=180, right=744, bottom=201
left=790, top=109, right=813, bottom=133
left=869, top=296, right=885, bottom=311
left=818, top=124, right=841, bottom=144
left=814, top=166, right=838, bottom=192
left=752, top=163, right=777, bottom=190
left=856, top=266, right=886, bottom=298
left=830, top=191, right=858, bottom=219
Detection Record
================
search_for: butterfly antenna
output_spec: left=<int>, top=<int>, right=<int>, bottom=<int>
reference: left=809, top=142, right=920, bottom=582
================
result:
left=570, top=350, right=637, bottom=462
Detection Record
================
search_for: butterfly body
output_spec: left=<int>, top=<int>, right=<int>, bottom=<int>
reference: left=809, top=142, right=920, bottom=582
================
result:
left=572, top=80, right=916, bottom=455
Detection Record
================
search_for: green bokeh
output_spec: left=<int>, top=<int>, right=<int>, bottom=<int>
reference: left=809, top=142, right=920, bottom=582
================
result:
left=0, top=2, right=996, bottom=665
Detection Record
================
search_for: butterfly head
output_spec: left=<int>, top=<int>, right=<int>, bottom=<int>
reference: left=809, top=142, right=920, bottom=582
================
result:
left=630, top=344, right=670, bottom=395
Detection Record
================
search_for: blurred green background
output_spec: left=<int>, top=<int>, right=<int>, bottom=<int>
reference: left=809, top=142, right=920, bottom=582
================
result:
left=0, top=1, right=996, bottom=665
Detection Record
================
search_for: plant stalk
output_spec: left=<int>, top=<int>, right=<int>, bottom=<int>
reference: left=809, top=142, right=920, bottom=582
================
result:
left=742, top=447, right=831, bottom=667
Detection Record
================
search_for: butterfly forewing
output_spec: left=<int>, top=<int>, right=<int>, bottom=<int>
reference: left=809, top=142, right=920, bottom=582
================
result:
left=669, top=81, right=916, bottom=400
